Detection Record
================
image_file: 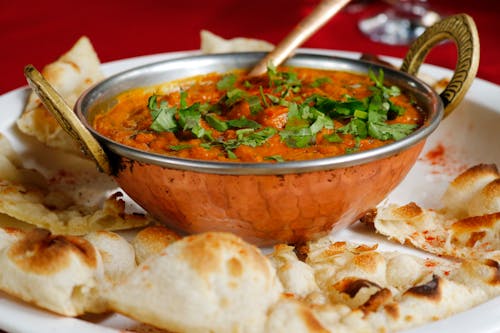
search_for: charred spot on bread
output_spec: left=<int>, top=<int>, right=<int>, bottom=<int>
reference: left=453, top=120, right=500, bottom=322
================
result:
left=333, top=278, right=382, bottom=298
left=8, top=228, right=97, bottom=275
left=360, top=288, right=392, bottom=314
left=405, top=275, right=441, bottom=301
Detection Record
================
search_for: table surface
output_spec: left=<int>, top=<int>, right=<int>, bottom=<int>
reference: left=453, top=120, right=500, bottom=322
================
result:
left=1, top=0, right=499, bottom=95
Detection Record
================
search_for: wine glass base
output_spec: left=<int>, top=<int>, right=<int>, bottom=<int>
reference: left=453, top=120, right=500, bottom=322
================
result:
left=359, top=10, right=439, bottom=45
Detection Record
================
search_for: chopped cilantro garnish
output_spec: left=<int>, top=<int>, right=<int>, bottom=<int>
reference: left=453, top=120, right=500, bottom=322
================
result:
left=225, top=88, right=247, bottom=106
left=205, top=113, right=228, bottom=132
left=148, top=95, right=178, bottom=132
left=267, top=63, right=302, bottom=97
left=259, top=86, right=270, bottom=108
left=324, top=132, right=343, bottom=143
left=279, top=102, right=334, bottom=148
left=369, top=68, right=401, bottom=98
left=338, top=118, right=368, bottom=139
left=147, top=67, right=416, bottom=161
left=220, top=127, right=277, bottom=157
left=170, top=144, right=192, bottom=151
left=353, top=110, right=368, bottom=119
left=223, top=88, right=262, bottom=114
left=216, top=74, right=237, bottom=91
left=235, top=127, right=276, bottom=147
left=246, top=95, right=263, bottom=114
left=226, top=117, right=261, bottom=129
left=345, top=137, right=361, bottom=154
left=265, top=93, right=281, bottom=104
left=310, top=77, right=331, bottom=88
left=368, top=122, right=416, bottom=141
left=148, top=92, right=212, bottom=141
left=178, top=103, right=211, bottom=141
left=265, top=155, right=285, bottom=162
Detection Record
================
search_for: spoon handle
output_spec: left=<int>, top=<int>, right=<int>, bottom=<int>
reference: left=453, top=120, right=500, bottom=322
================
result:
left=24, top=65, right=111, bottom=174
left=248, top=0, right=351, bottom=76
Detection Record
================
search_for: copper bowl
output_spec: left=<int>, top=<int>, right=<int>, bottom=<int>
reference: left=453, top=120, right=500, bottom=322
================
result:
left=26, top=15, right=479, bottom=246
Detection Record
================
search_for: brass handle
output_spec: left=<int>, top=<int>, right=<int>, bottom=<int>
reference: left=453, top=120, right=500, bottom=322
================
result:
left=400, top=14, right=479, bottom=117
left=24, top=65, right=111, bottom=174
left=248, top=0, right=351, bottom=76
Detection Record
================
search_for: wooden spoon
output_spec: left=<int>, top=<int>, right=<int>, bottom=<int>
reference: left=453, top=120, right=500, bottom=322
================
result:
left=248, top=0, right=352, bottom=76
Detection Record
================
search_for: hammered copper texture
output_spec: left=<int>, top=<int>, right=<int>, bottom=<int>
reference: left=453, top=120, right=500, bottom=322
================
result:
left=115, top=142, right=424, bottom=246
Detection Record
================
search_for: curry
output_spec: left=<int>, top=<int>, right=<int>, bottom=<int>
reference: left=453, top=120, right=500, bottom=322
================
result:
left=93, top=66, right=424, bottom=162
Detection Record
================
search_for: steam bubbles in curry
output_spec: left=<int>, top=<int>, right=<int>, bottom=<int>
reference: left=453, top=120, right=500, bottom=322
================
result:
left=93, top=65, right=425, bottom=162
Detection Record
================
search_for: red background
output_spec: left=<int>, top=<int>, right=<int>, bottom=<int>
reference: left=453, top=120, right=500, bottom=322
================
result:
left=1, top=0, right=498, bottom=95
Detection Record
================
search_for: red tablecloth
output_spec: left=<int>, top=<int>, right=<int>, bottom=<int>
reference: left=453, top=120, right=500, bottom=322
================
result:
left=1, top=0, right=498, bottom=95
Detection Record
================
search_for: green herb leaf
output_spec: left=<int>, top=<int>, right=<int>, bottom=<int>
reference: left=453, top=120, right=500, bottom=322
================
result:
left=369, top=68, right=385, bottom=89
left=368, top=122, right=417, bottom=141
left=264, top=155, right=285, bottom=162
left=179, top=90, right=188, bottom=109
left=225, top=88, right=246, bottom=106
left=280, top=127, right=313, bottom=148
left=169, top=144, right=192, bottom=151
left=205, top=113, right=229, bottom=132
left=200, top=142, right=212, bottom=150
left=345, top=137, right=361, bottom=154
left=259, top=86, right=270, bottom=108
left=238, top=127, right=276, bottom=147
left=280, top=101, right=335, bottom=148
left=324, top=132, right=343, bottom=143
left=216, top=74, right=237, bottom=91
left=226, top=117, right=261, bottom=129
left=353, top=110, right=368, bottom=119
left=389, top=101, right=405, bottom=118
left=178, top=106, right=201, bottom=131
left=338, top=118, right=368, bottom=138
left=227, top=149, right=238, bottom=159
left=178, top=100, right=213, bottom=140
left=369, top=68, right=400, bottom=98
left=148, top=95, right=178, bottom=132
left=267, top=64, right=302, bottom=97
left=309, top=113, right=334, bottom=134
left=310, top=77, right=331, bottom=88
left=246, top=95, right=263, bottom=114
left=223, top=127, right=276, bottom=152
left=265, top=93, right=281, bottom=105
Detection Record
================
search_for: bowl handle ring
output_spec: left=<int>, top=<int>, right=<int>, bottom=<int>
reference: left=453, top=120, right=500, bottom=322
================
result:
left=400, top=13, right=480, bottom=117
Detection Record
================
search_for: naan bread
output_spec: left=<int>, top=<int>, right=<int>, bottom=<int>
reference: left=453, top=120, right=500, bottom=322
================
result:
left=365, top=164, right=500, bottom=260
left=108, top=232, right=283, bottom=333
left=266, top=237, right=500, bottom=333
left=268, top=244, right=319, bottom=298
left=0, top=134, right=151, bottom=234
left=0, top=228, right=106, bottom=316
left=0, top=227, right=145, bottom=316
left=200, top=30, right=274, bottom=54
left=84, top=230, right=136, bottom=283
left=0, top=184, right=151, bottom=235
left=132, top=225, right=181, bottom=264
left=441, top=164, right=500, bottom=218
left=0, top=133, right=47, bottom=188
left=0, top=224, right=497, bottom=333
left=265, top=298, right=336, bottom=333
left=1, top=33, right=498, bottom=332
left=17, top=36, right=104, bottom=154
left=0, top=227, right=24, bottom=250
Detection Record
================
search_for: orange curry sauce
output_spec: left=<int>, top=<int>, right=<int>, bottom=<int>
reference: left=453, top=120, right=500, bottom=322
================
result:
left=93, top=67, right=424, bottom=162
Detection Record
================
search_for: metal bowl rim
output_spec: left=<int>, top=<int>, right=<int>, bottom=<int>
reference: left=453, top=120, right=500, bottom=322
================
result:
left=75, top=52, right=443, bottom=175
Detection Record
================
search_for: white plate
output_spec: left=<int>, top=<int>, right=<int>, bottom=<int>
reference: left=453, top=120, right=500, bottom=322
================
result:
left=0, top=50, right=499, bottom=333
